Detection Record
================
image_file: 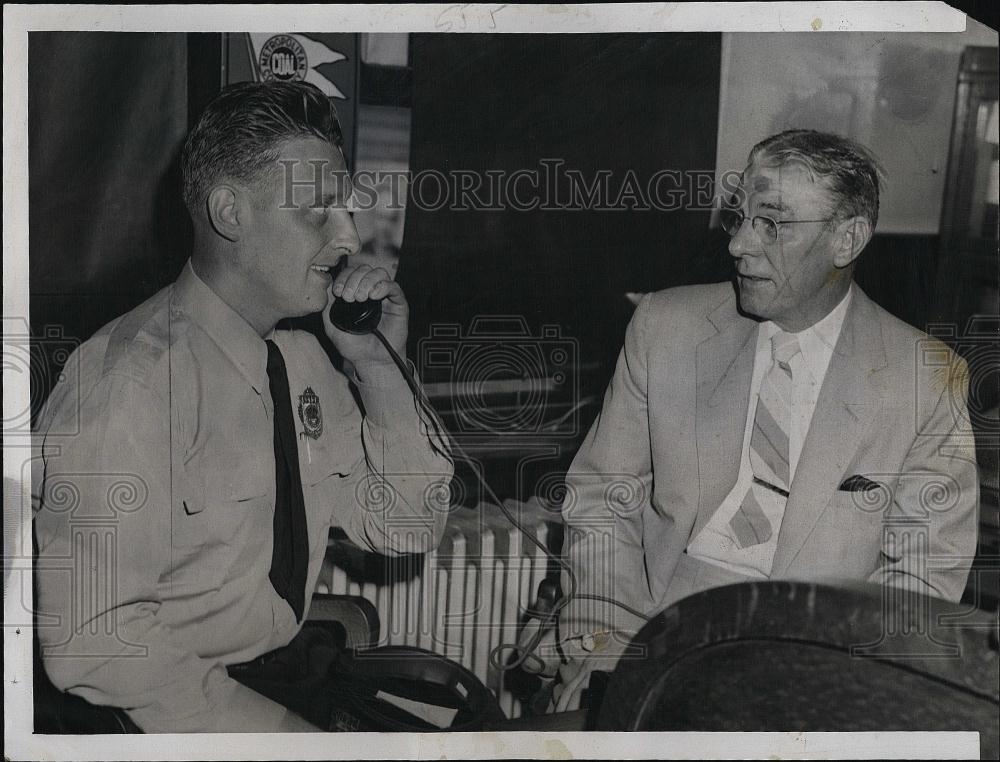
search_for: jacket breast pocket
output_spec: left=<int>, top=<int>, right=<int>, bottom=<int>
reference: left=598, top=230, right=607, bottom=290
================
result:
left=815, top=489, right=886, bottom=575
left=826, top=485, right=889, bottom=532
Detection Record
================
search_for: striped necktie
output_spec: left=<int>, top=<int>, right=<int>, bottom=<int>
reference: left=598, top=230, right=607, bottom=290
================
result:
left=729, top=331, right=800, bottom=549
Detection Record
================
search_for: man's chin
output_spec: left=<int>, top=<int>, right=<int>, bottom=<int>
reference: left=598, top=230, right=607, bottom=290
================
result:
left=735, top=280, right=775, bottom=321
left=281, top=299, right=327, bottom=323
left=300, top=285, right=334, bottom=316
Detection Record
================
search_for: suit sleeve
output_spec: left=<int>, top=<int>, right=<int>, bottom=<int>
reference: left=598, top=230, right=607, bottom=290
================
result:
left=558, top=295, right=657, bottom=664
left=332, top=361, right=453, bottom=556
left=867, top=353, right=979, bottom=603
left=34, top=375, right=293, bottom=733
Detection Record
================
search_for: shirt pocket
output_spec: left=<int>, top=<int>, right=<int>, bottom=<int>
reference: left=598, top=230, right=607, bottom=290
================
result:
left=297, top=425, right=365, bottom=545
left=298, top=420, right=362, bottom=488
left=169, top=459, right=272, bottom=587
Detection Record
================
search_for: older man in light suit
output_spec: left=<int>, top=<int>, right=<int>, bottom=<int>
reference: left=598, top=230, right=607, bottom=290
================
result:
left=549, top=130, right=979, bottom=711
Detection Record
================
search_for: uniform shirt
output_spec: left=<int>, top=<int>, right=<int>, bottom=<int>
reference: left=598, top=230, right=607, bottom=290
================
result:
left=687, top=285, right=853, bottom=576
left=33, top=261, right=453, bottom=733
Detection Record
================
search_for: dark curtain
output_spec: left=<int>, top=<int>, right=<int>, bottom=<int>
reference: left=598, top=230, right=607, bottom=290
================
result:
left=29, top=32, right=192, bottom=417
left=401, top=34, right=726, bottom=394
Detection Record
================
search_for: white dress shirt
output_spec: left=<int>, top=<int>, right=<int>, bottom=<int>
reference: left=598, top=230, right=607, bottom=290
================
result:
left=687, top=285, right=854, bottom=577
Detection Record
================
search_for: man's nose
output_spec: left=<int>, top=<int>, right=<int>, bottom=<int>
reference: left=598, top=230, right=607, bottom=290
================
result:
left=727, top=217, right=758, bottom=259
left=327, top=207, right=361, bottom=257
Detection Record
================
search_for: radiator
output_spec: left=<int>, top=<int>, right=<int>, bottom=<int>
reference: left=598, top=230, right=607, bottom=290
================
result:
left=317, top=499, right=559, bottom=719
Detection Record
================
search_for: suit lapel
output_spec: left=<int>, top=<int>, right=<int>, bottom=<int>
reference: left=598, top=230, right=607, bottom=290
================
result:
left=691, top=296, right=758, bottom=539
left=771, top=287, right=886, bottom=575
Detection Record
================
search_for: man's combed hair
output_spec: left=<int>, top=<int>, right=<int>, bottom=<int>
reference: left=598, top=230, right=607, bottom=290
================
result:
left=748, top=129, right=884, bottom=230
left=181, top=80, right=344, bottom=218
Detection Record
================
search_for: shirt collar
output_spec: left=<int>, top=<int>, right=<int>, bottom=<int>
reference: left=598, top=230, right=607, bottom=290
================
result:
left=171, top=260, right=269, bottom=394
left=759, top=284, right=854, bottom=375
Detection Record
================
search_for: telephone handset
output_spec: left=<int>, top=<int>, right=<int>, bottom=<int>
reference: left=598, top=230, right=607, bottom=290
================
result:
left=329, top=296, right=382, bottom=335
left=328, top=260, right=383, bottom=335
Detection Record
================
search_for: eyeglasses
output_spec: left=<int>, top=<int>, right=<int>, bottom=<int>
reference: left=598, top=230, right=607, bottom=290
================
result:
left=719, top=208, right=836, bottom=244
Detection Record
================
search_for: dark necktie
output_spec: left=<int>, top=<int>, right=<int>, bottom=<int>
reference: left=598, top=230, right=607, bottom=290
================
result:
left=265, top=339, right=309, bottom=622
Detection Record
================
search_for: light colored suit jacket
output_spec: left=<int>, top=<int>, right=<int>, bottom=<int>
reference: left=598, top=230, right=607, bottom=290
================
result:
left=560, top=281, right=979, bottom=658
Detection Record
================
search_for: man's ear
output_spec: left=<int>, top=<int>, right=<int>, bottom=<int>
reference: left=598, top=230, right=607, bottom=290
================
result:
left=206, top=185, right=243, bottom=242
left=832, top=215, right=873, bottom=268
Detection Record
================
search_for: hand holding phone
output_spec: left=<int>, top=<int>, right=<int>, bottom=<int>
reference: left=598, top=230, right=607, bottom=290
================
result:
left=329, top=294, right=382, bottom=335
left=322, top=259, right=410, bottom=372
left=327, top=260, right=384, bottom=335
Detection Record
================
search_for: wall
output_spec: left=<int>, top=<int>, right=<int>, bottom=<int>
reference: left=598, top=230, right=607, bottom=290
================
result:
left=714, top=23, right=998, bottom=336
left=28, top=32, right=191, bottom=417
left=716, top=21, right=999, bottom=235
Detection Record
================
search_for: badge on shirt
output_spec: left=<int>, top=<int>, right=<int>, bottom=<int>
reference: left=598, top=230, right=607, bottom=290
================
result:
left=297, top=387, right=323, bottom=439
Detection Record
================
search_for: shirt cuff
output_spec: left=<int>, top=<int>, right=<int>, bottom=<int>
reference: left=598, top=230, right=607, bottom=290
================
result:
left=350, top=359, right=411, bottom=388
left=350, top=359, right=423, bottom=424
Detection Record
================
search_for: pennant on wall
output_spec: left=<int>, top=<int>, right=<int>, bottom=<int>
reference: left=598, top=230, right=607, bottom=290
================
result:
left=248, top=33, right=348, bottom=99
